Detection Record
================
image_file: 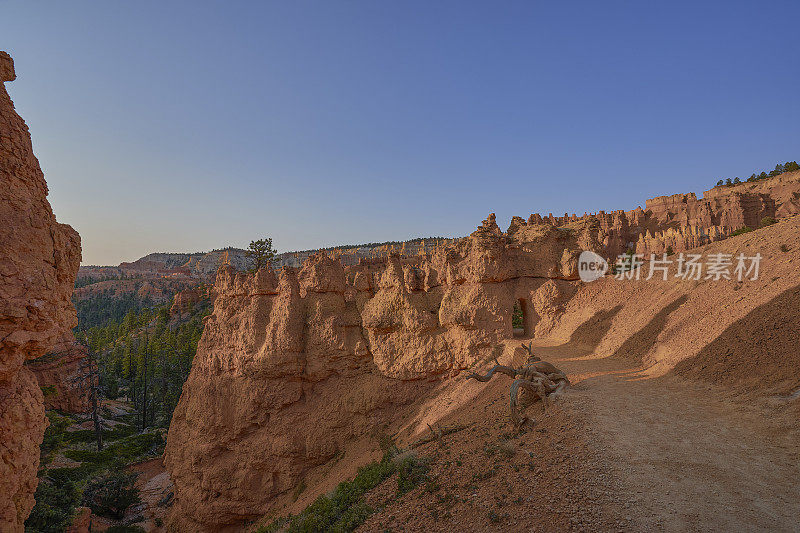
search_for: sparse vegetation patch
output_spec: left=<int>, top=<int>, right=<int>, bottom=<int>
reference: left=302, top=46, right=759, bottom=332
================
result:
left=257, top=447, right=429, bottom=533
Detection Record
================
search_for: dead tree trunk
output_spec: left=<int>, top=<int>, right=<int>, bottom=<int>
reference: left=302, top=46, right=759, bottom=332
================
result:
left=141, top=344, right=148, bottom=432
left=74, top=334, right=103, bottom=451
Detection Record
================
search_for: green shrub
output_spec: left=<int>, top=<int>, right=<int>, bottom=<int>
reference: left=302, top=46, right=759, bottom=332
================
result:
left=105, top=526, right=147, bottom=533
left=104, top=423, right=139, bottom=440
left=511, top=301, right=523, bottom=329
left=25, top=477, right=80, bottom=533
left=40, top=412, right=73, bottom=456
left=82, top=470, right=141, bottom=519
left=731, top=226, right=754, bottom=237
left=60, top=423, right=137, bottom=445
left=62, top=429, right=99, bottom=444
left=760, top=216, right=776, bottom=227
left=259, top=449, right=401, bottom=533
left=64, top=431, right=163, bottom=469
left=395, top=453, right=429, bottom=496
left=47, top=464, right=96, bottom=485
left=331, top=500, right=372, bottom=531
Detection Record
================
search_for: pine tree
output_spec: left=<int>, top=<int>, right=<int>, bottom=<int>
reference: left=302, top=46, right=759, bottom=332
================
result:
left=246, top=238, right=277, bottom=272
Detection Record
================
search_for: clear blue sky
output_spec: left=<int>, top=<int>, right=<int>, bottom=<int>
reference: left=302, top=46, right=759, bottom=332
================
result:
left=2, top=1, right=798, bottom=265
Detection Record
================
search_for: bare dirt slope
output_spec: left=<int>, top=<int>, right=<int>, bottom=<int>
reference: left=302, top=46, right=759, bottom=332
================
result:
left=355, top=342, right=799, bottom=532
left=356, top=372, right=629, bottom=533
left=354, top=217, right=800, bottom=532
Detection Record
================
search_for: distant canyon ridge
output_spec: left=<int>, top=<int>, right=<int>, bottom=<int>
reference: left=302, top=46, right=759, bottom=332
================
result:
left=80, top=169, right=800, bottom=285
left=77, top=238, right=458, bottom=281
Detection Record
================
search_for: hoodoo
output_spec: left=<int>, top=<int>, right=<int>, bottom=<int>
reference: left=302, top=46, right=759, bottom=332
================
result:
left=164, top=214, right=599, bottom=530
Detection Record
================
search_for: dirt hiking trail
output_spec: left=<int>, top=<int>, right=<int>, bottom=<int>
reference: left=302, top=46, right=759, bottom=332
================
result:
left=537, top=339, right=800, bottom=532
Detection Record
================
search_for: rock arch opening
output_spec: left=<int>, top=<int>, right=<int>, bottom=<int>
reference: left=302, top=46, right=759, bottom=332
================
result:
left=512, top=298, right=531, bottom=338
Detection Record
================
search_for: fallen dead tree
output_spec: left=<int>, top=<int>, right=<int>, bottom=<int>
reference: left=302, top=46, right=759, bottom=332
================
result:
left=407, top=423, right=469, bottom=449
left=467, top=343, right=570, bottom=426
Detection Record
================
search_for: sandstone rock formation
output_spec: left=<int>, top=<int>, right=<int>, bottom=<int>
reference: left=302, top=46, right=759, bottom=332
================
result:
left=0, top=51, right=81, bottom=531
left=26, top=332, right=90, bottom=413
left=164, top=262, right=434, bottom=529
left=164, top=213, right=604, bottom=530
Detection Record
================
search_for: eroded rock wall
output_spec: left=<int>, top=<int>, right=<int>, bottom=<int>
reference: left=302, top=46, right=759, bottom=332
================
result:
left=169, top=287, right=202, bottom=317
left=164, top=257, right=433, bottom=529
left=0, top=51, right=81, bottom=531
left=164, top=213, right=605, bottom=530
left=26, top=332, right=89, bottom=414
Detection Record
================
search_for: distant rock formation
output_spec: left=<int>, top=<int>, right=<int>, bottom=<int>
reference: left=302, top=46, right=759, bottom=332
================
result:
left=73, top=277, right=197, bottom=305
left=0, top=52, right=81, bottom=531
left=81, top=170, right=800, bottom=293
left=526, top=170, right=800, bottom=258
left=79, top=249, right=252, bottom=281
left=169, top=287, right=203, bottom=317
left=78, top=238, right=459, bottom=282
